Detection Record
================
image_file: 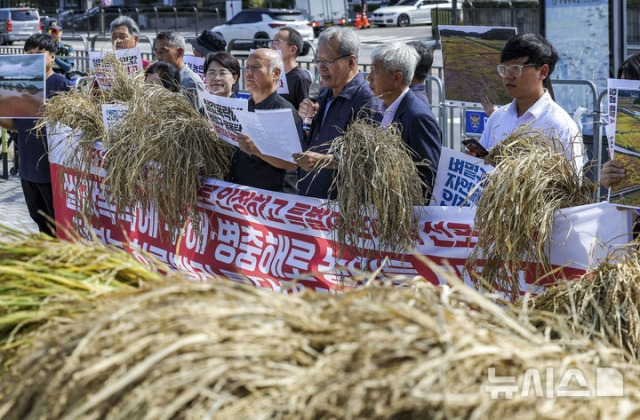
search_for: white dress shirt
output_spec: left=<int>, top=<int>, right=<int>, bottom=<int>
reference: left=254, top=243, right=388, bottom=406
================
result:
left=479, top=90, right=585, bottom=173
left=378, top=87, right=410, bottom=126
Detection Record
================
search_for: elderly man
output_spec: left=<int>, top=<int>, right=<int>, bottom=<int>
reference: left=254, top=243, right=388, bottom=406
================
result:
left=293, top=27, right=378, bottom=199
left=270, top=26, right=311, bottom=110
left=230, top=48, right=303, bottom=192
left=154, top=31, right=206, bottom=112
left=368, top=42, right=442, bottom=200
left=110, top=16, right=150, bottom=68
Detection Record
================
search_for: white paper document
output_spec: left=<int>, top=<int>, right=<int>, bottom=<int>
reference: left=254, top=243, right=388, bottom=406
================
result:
left=235, top=108, right=302, bottom=163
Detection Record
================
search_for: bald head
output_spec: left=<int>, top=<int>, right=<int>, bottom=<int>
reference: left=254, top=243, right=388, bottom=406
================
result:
left=245, top=48, right=283, bottom=102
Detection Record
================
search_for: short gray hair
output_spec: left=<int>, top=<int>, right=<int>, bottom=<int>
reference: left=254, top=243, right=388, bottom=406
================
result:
left=265, top=48, right=283, bottom=74
left=110, top=16, right=140, bottom=37
left=370, top=42, right=418, bottom=86
left=156, top=31, right=186, bottom=49
left=318, top=26, right=359, bottom=60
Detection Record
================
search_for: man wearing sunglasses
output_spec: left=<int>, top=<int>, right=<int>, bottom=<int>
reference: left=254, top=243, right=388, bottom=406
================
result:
left=472, top=33, right=584, bottom=173
left=45, top=19, right=74, bottom=77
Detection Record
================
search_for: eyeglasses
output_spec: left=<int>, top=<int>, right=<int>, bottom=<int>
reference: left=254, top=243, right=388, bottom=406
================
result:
left=206, top=70, right=232, bottom=79
left=48, top=28, right=59, bottom=35
left=497, top=63, right=538, bottom=78
left=267, top=39, right=293, bottom=47
left=312, top=54, right=350, bottom=68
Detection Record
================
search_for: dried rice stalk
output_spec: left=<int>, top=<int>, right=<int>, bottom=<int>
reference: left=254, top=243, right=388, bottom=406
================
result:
left=38, top=55, right=234, bottom=238
left=104, top=82, right=233, bottom=238
left=466, top=127, right=593, bottom=300
left=313, top=118, right=428, bottom=258
left=2, top=256, right=640, bottom=419
left=0, top=224, right=172, bottom=367
left=529, top=250, right=640, bottom=360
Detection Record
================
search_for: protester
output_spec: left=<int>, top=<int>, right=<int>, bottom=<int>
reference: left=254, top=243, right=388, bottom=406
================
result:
left=0, top=34, right=69, bottom=236
left=110, top=16, right=150, bottom=68
left=269, top=27, right=311, bottom=194
left=144, top=61, right=181, bottom=92
left=187, top=30, right=227, bottom=58
left=229, top=49, right=303, bottom=192
left=204, top=51, right=240, bottom=98
left=269, top=26, right=311, bottom=110
left=293, top=27, right=378, bottom=199
left=406, top=40, right=433, bottom=105
left=368, top=42, right=442, bottom=200
left=600, top=53, right=640, bottom=189
left=469, top=33, right=584, bottom=173
left=154, top=31, right=207, bottom=111
left=44, top=19, right=74, bottom=77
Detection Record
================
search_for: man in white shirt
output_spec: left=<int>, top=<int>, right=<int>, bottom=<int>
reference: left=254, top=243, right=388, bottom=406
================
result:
left=474, top=33, right=584, bottom=173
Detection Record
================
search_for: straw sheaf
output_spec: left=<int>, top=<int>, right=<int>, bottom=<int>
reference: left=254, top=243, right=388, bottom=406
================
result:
left=103, top=82, right=233, bottom=238
left=530, top=250, right=640, bottom=360
left=466, top=128, right=593, bottom=300
left=2, top=262, right=640, bottom=419
left=39, top=55, right=233, bottom=237
left=316, top=118, right=427, bottom=258
left=0, top=224, right=173, bottom=368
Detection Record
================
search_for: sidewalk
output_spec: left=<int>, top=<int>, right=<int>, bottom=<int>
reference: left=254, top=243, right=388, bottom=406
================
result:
left=0, top=163, right=38, bottom=234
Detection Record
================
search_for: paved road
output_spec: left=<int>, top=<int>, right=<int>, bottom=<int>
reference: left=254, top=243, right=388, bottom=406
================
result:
left=0, top=158, right=38, bottom=234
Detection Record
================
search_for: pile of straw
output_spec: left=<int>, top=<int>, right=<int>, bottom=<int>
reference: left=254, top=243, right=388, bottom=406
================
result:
left=39, top=54, right=233, bottom=237
left=530, top=249, right=640, bottom=360
left=466, top=128, right=593, bottom=300
left=319, top=118, right=427, bottom=257
left=2, top=257, right=639, bottom=419
left=0, top=225, right=171, bottom=366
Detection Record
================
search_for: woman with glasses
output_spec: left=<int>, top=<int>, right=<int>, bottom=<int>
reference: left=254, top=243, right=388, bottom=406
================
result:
left=203, top=51, right=240, bottom=98
left=467, top=33, right=584, bottom=174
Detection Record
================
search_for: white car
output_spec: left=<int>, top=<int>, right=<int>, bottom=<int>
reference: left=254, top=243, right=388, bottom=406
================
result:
left=212, top=8, right=314, bottom=55
left=370, top=0, right=453, bottom=27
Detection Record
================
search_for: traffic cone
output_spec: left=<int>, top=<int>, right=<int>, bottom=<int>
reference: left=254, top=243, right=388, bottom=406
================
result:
left=362, top=11, right=370, bottom=28
left=355, top=12, right=362, bottom=29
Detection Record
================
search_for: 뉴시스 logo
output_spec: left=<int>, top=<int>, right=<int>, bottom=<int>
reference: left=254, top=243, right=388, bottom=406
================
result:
left=484, top=367, right=624, bottom=399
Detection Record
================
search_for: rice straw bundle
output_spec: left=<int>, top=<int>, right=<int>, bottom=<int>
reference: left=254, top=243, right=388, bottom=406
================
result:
left=466, top=127, right=593, bottom=300
left=0, top=224, right=172, bottom=365
left=104, top=82, right=233, bottom=238
left=2, top=260, right=639, bottom=419
left=39, top=55, right=234, bottom=237
left=529, top=250, right=640, bottom=360
left=316, top=118, right=427, bottom=258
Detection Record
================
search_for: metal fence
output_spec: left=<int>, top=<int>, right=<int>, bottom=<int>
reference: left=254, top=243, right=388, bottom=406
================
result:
left=461, top=6, right=538, bottom=34
left=52, top=7, right=226, bottom=38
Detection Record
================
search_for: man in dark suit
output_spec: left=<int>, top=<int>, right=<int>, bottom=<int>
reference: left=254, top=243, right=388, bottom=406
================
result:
left=368, top=41, right=443, bottom=201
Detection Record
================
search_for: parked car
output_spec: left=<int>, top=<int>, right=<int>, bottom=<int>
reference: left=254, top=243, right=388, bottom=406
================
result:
left=211, top=8, right=314, bottom=54
left=370, top=0, right=452, bottom=27
left=0, top=7, right=41, bottom=45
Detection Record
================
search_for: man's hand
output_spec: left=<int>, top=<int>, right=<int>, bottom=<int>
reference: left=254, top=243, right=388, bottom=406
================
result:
left=298, top=98, right=319, bottom=121
left=293, top=151, right=335, bottom=171
left=237, top=133, right=259, bottom=156
left=601, top=160, right=625, bottom=188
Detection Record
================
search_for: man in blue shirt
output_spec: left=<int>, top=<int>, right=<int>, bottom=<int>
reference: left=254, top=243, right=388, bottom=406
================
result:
left=0, top=34, right=70, bottom=236
left=293, top=27, right=378, bottom=199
